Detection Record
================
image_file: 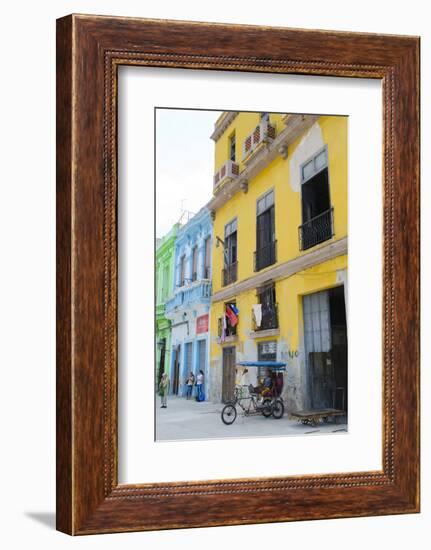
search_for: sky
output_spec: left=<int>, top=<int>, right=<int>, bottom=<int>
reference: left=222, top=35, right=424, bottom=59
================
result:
left=156, top=108, right=222, bottom=238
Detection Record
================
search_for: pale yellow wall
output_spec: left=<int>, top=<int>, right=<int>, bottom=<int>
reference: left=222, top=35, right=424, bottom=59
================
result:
left=276, top=254, right=348, bottom=350
left=209, top=113, right=348, bottom=405
left=320, top=116, right=348, bottom=239
left=211, top=115, right=348, bottom=296
left=214, top=112, right=285, bottom=173
left=209, top=255, right=347, bottom=364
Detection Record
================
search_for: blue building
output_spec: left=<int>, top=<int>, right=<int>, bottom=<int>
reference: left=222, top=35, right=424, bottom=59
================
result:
left=165, top=207, right=212, bottom=399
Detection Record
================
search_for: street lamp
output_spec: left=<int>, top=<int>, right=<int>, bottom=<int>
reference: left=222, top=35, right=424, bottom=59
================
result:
left=215, top=235, right=229, bottom=266
left=215, top=235, right=224, bottom=248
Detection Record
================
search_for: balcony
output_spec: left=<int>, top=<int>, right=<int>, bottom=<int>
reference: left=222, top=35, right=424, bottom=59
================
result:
left=165, top=280, right=212, bottom=315
left=222, top=262, right=238, bottom=287
left=298, top=207, right=334, bottom=251
left=242, top=119, right=276, bottom=162
left=252, top=303, right=279, bottom=331
left=213, top=159, right=239, bottom=190
left=254, top=240, right=277, bottom=272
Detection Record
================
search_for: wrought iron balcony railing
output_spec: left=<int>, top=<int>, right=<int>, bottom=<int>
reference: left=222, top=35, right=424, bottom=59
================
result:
left=252, top=303, right=279, bottom=331
left=254, top=240, right=277, bottom=272
left=298, top=207, right=334, bottom=251
left=165, top=280, right=212, bottom=314
left=222, top=261, right=238, bottom=287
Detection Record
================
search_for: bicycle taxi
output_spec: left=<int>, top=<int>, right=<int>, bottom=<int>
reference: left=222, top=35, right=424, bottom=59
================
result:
left=221, top=361, right=286, bottom=425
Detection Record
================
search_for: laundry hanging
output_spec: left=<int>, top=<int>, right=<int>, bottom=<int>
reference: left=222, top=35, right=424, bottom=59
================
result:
left=252, top=304, right=262, bottom=328
left=221, top=314, right=227, bottom=342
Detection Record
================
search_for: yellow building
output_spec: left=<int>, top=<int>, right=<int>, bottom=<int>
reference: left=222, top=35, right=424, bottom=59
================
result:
left=207, top=111, right=348, bottom=413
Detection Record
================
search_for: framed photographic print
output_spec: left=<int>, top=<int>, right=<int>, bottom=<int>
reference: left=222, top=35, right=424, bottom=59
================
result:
left=56, top=14, right=420, bottom=535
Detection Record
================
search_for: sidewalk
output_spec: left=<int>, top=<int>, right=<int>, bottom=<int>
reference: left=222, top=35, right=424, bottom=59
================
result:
left=155, top=396, right=347, bottom=441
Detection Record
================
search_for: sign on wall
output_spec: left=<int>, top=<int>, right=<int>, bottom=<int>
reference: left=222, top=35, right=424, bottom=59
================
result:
left=196, top=314, right=209, bottom=334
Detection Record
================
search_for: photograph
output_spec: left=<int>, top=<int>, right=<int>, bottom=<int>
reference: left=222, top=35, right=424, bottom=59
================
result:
left=0, top=0, right=425, bottom=545
left=155, top=108, right=348, bottom=441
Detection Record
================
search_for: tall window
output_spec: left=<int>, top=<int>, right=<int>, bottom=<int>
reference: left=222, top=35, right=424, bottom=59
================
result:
left=222, top=219, right=237, bottom=286
left=299, top=146, right=333, bottom=250
left=204, top=236, right=211, bottom=279
left=156, top=262, right=162, bottom=303
left=191, top=246, right=198, bottom=282
left=257, top=340, right=277, bottom=378
left=255, top=190, right=276, bottom=271
left=162, top=264, right=169, bottom=300
left=179, top=255, right=186, bottom=287
left=218, top=301, right=238, bottom=338
left=255, top=282, right=278, bottom=331
left=229, top=132, right=236, bottom=162
left=185, top=342, right=193, bottom=373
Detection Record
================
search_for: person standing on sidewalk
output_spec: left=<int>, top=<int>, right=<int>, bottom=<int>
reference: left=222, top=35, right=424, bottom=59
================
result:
left=159, top=372, right=169, bottom=408
left=196, top=370, right=204, bottom=402
left=186, top=372, right=195, bottom=400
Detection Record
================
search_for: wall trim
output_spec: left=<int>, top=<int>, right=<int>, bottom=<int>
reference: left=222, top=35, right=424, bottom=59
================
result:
left=211, top=237, right=348, bottom=303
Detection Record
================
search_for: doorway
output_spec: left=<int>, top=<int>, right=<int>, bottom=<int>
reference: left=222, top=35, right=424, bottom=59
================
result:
left=198, top=339, right=207, bottom=374
left=301, top=168, right=330, bottom=223
left=329, top=286, right=348, bottom=411
left=173, top=344, right=181, bottom=395
left=303, top=286, right=347, bottom=412
left=222, top=346, right=236, bottom=403
left=185, top=342, right=193, bottom=376
left=158, top=337, right=166, bottom=387
left=299, top=148, right=333, bottom=251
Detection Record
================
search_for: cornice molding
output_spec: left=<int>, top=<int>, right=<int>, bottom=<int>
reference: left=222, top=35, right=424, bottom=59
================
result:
left=210, top=111, right=239, bottom=142
left=211, top=237, right=348, bottom=303
left=207, top=115, right=319, bottom=212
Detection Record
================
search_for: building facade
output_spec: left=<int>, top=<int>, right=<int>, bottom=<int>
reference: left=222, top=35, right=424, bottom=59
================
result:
left=165, top=208, right=213, bottom=399
left=208, top=112, right=348, bottom=412
left=155, top=223, right=179, bottom=386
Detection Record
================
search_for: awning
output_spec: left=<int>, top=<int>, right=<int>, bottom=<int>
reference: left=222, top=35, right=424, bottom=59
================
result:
left=237, top=361, right=286, bottom=370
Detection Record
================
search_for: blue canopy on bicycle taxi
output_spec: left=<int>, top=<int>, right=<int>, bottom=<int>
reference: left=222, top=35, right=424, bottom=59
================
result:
left=237, top=361, right=286, bottom=371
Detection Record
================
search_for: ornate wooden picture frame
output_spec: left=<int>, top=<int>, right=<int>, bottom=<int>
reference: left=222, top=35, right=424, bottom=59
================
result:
left=56, top=14, right=420, bottom=535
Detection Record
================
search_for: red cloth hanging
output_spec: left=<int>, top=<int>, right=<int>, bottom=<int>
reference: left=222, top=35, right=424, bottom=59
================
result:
left=225, top=304, right=238, bottom=327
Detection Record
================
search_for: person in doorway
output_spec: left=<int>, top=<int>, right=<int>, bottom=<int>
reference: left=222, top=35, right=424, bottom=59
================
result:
left=196, top=370, right=204, bottom=402
left=186, top=371, right=195, bottom=400
left=158, top=372, right=169, bottom=408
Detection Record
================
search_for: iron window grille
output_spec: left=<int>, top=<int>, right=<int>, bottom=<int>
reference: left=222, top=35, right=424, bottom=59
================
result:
left=254, top=240, right=277, bottom=271
left=222, top=261, right=238, bottom=287
left=298, top=207, right=334, bottom=251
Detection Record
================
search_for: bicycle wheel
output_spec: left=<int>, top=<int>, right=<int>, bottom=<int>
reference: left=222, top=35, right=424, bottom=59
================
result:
left=262, top=398, right=273, bottom=418
left=221, top=404, right=237, bottom=425
left=272, top=399, right=285, bottom=419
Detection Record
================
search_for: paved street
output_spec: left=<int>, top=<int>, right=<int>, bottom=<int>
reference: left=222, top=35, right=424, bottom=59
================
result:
left=156, top=396, right=347, bottom=441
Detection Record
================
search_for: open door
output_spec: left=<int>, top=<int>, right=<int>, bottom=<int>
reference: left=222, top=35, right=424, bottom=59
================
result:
left=303, top=286, right=347, bottom=412
left=309, top=351, right=336, bottom=409
left=173, top=344, right=181, bottom=395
